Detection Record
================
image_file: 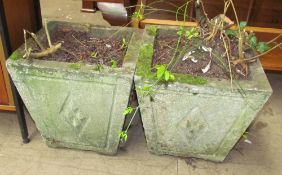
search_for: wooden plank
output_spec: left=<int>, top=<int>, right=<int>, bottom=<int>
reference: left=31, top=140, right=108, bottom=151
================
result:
left=0, top=36, right=14, bottom=106
left=0, top=105, right=16, bottom=111
left=0, top=62, right=9, bottom=105
left=2, top=0, right=37, bottom=51
left=140, top=19, right=282, bottom=34
left=256, top=32, right=282, bottom=71
left=140, top=19, right=197, bottom=28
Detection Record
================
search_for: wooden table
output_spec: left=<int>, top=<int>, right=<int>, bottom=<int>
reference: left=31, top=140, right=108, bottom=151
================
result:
left=0, top=0, right=42, bottom=143
left=136, top=0, right=282, bottom=71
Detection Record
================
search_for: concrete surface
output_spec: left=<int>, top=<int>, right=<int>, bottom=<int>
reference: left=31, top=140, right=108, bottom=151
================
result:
left=0, top=0, right=282, bottom=174
left=40, top=0, right=110, bottom=26
left=0, top=71, right=282, bottom=175
left=135, top=26, right=272, bottom=161
left=6, top=22, right=140, bottom=155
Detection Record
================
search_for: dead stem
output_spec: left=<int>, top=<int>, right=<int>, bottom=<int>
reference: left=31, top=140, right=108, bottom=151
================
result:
left=24, top=30, right=45, bottom=51
left=222, top=33, right=234, bottom=90
left=44, top=19, right=53, bottom=47
left=23, top=19, right=62, bottom=59
left=267, top=34, right=282, bottom=45
left=244, top=43, right=282, bottom=61
left=229, top=0, right=244, bottom=60
left=72, top=34, right=88, bottom=48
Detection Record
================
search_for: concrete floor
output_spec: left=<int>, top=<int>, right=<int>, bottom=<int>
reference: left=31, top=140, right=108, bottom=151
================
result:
left=1, top=0, right=282, bottom=174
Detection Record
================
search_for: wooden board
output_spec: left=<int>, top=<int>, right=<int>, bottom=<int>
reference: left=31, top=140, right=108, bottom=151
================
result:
left=142, top=0, right=282, bottom=28
left=2, top=0, right=38, bottom=51
left=0, top=62, right=9, bottom=105
left=0, top=105, right=16, bottom=111
left=0, top=35, right=14, bottom=106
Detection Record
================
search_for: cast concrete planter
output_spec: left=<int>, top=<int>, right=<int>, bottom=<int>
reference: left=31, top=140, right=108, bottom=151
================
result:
left=6, top=21, right=142, bottom=155
left=134, top=25, right=272, bottom=161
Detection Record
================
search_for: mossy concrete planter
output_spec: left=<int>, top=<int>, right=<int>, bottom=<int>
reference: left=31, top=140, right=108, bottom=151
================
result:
left=6, top=21, right=142, bottom=154
left=134, top=25, right=272, bottom=161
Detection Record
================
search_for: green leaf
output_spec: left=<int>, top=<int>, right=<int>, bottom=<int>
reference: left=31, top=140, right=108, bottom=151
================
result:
left=121, top=37, right=127, bottom=49
left=248, top=35, right=258, bottom=48
left=90, top=51, right=98, bottom=58
left=123, top=107, right=134, bottom=116
left=239, top=21, right=247, bottom=28
left=119, top=131, right=128, bottom=142
left=185, top=27, right=199, bottom=40
left=139, top=85, right=154, bottom=97
left=256, top=42, right=270, bottom=53
left=164, top=71, right=170, bottom=81
left=155, top=65, right=166, bottom=80
left=177, top=26, right=185, bottom=36
left=225, top=29, right=238, bottom=37
left=170, top=74, right=175, bottom=81
left=111, top=59, right=118, bottom=68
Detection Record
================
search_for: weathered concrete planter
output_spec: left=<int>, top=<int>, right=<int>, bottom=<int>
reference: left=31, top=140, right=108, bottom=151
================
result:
left=134, top=25, right=272, bottom=161
left=6, top=21, right=142, bottom=154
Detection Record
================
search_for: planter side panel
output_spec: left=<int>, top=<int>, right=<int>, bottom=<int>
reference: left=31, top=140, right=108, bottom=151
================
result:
left=8, top=64, right=131, bottom=154
left=137, top=86, right=270, bottom=161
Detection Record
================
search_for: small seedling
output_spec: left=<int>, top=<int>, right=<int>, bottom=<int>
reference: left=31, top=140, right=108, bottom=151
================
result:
left=256, top=42, right=270, bottom=53
left=121, top=38, right=127, bottom=49
left=111, top=59, right=118, bottom=68
left=185, top=27, right=199, bottom=40
left=248, top=34, right=258, bottom=48
left=147, top=26, right=158, bottom=36
left=177, top=26, right=186, bottom=36
left=119, top=131, right=128, bottom=142
left=247, top=33, right=270, bottom=53
left=90, top=51, right=98, bottom=59
left=155, top=65, right=175, bottom=82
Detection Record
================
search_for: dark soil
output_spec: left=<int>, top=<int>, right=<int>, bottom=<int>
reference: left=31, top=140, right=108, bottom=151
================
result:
left=35, top=27, right=127, bottom=67
left=152, top=32, right=253, bottom=80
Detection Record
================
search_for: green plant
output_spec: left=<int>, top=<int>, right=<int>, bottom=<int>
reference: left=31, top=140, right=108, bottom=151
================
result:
left=185, top=27, right=199, bottom=40
left=121, top=37, right=127, bottom=49
left=155, top=65, right=175, bottom=82
left=90, top=51, right=98, bottom=58
left=147, top=25, right=159, bottom=36
left=131, top=1, right=144, bottom=20
left=123, top=107, right=134, bottom=116
left=111, top=59, right=118, bottom=68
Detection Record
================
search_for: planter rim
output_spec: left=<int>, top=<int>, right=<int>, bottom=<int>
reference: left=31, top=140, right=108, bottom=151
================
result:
left=6, top=21, right=143, bottom=77
left=135, top=24, right=272, bottom=93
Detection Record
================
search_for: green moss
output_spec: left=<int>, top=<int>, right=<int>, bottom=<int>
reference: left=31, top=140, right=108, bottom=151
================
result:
left=9, top=51, right=22, bottom=61
left=69, top=63, right=81, bottom=70
left=147, top=26, right=159, bottom=36
left=175, top=74, right=207, bottom=85
left=136, top=43, right=208, bottom=85
left=136, top=44, right=154, bottom=79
